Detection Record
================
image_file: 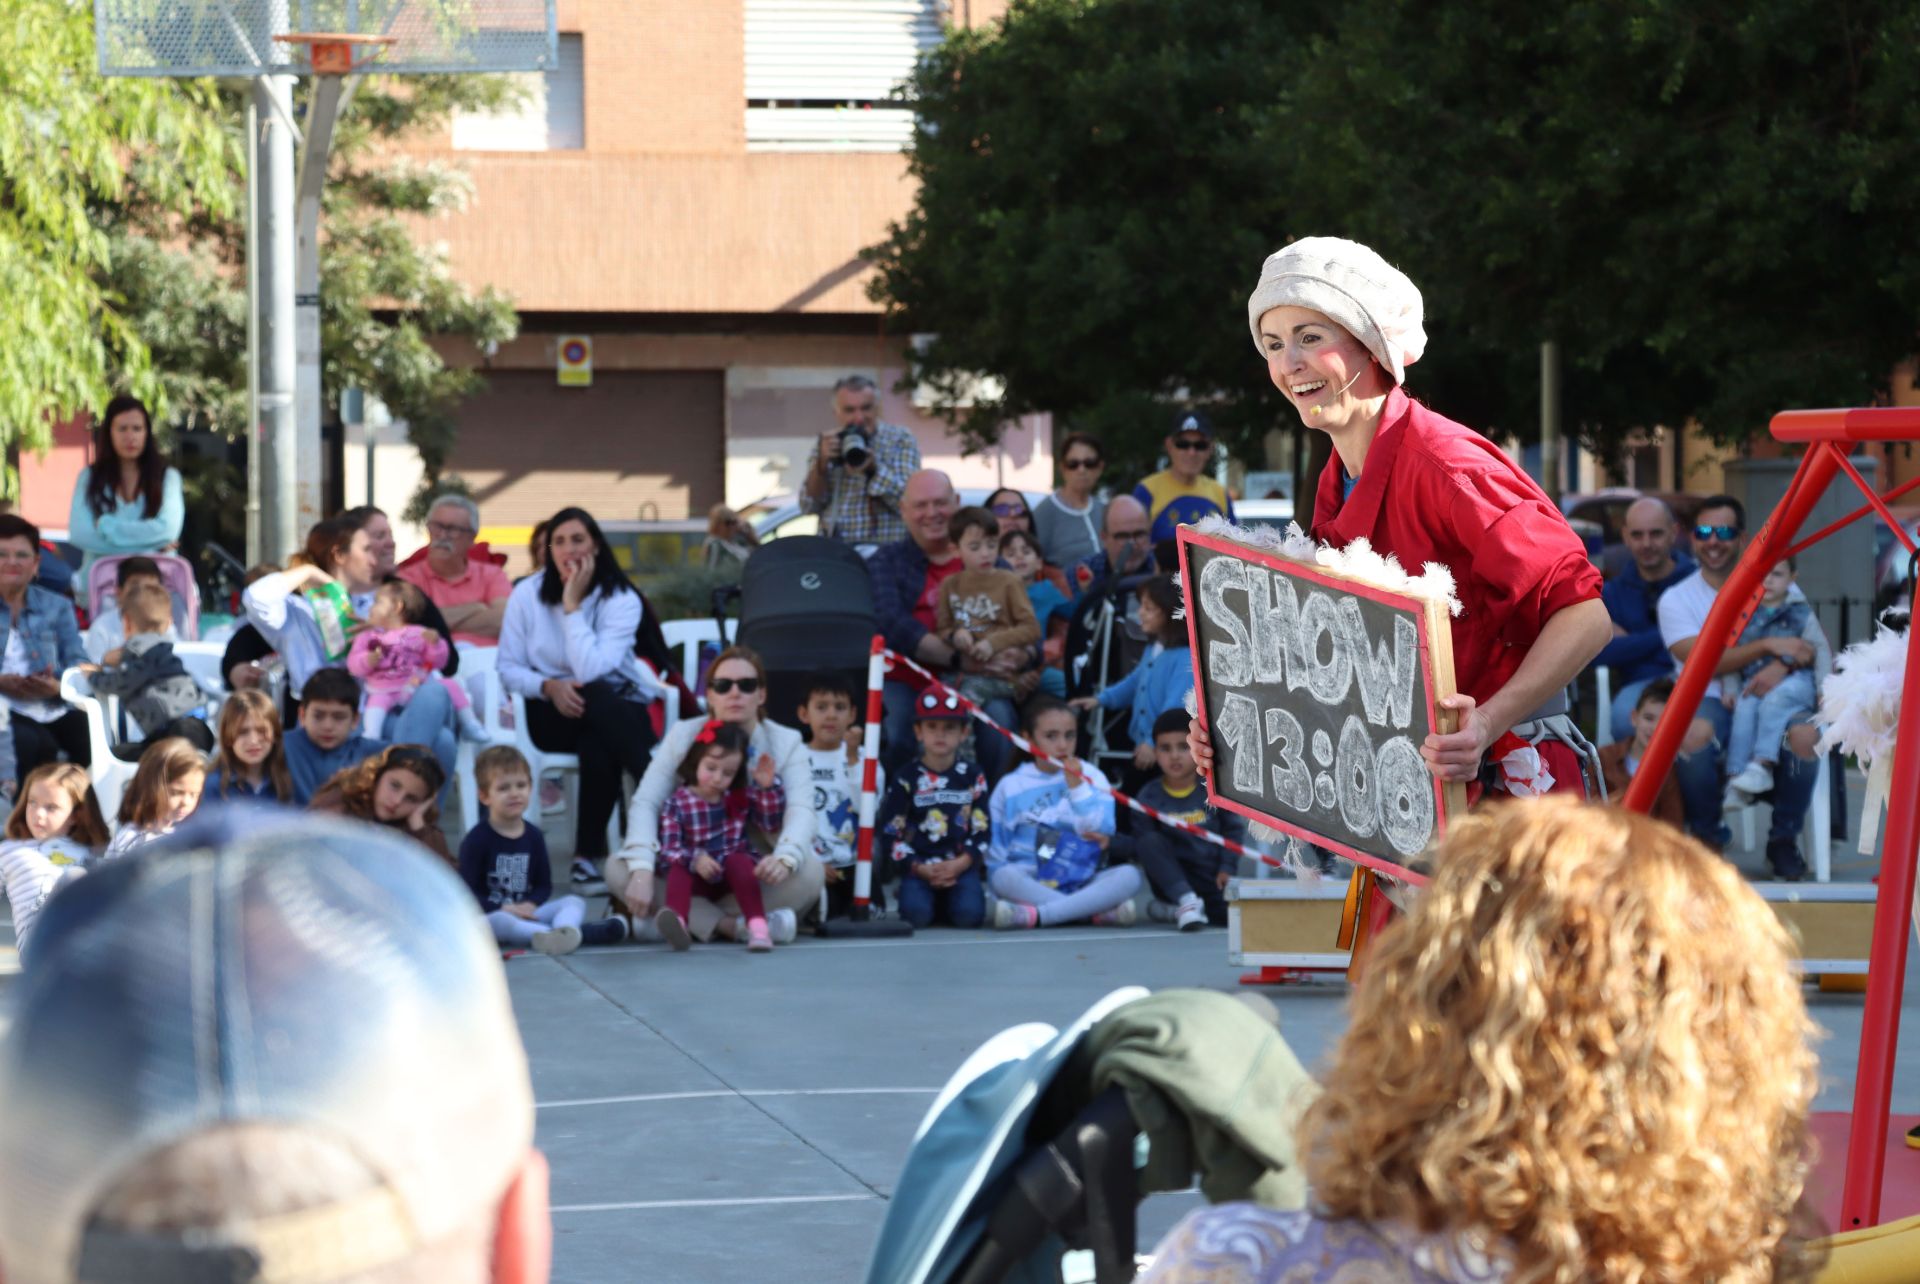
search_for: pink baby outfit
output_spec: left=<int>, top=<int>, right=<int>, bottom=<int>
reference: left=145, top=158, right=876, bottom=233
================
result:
left=346, top=624, right=473, bottom=738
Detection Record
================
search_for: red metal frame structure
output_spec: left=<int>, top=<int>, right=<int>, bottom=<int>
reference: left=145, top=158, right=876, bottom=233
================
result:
left=1624, top=406, right=1920, bottom=1230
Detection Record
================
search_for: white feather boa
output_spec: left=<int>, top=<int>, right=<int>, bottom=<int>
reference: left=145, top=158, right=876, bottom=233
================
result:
left=1814, top=622, right=1907, bottom=854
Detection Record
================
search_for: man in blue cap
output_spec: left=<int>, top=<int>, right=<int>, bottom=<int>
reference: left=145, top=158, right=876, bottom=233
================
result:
left=0, top=811, right=552, bottom=1284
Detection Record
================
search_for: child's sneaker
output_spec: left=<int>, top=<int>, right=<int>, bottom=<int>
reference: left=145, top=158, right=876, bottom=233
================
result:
left=1727, top=762, right=1774, bottom=797
left=992, top=900, right=1038, bottom=930
left=767, top=906, right=798, bottom=944
left=1145, top=899, right=1180, bottom=924
left=570, top=858, right=604, bottom=890
left=531, top=925, right=582, bottom=956
left=654, top=907, right=692, bottom=952
left=457, top=708, right=490, bottom=742
left=581, top=916, right=628, bottom=947
left=1175, top=893, right=1207, bottom=932
left=1090, top=900, right=1139, bottom=928
left=745, top=916, right=774, bottom=953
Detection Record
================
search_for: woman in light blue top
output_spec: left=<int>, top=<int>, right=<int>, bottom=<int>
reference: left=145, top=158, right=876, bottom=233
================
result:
left=66, top=396, right=185, bottom=576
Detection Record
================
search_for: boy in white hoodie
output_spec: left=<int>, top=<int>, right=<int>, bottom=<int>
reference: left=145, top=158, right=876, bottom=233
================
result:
left=987, top=696, right=1141, bottom=929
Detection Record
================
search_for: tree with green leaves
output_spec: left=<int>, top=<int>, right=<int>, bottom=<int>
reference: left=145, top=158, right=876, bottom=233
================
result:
left=867, top=0, right=1310, bottom=483
left=0, top=0, right=237, bottom=493
left=874, top=0, right=1920, bottom=487
left=104, top=72, right=522, bottom=533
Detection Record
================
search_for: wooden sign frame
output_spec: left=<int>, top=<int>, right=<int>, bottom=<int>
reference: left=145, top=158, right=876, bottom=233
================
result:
left=1176, top=527, right=1466, bottom=885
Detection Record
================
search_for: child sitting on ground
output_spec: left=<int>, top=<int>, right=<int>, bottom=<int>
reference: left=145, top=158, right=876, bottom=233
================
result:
left=83, top=555, right=184, bottom=662
left=1110, top=709, right=1245, bottom=930
left=83, top=581, right=215, bottom=756
left=1070, top=575, right=1193, bottom=778
left=102, top=737, right=206, bottom=861
left=284, top=668, right=382, bottom=805
left=0, top=763, right=109, bottom=960
left=203, top=689, right=295, bottom=804
left=653, top=721, right=786, bottom=953
left=1598, top=678, right=1684, bottom=828
left=882, top=688, right=990, bottom=929
left=348, top=580, right=486, bottom=742
left=999, top=529, right=1073, bottom=699
left=799, top=671, right=887, bottom=919
left=309, top=744, right=453, bottom=866
left=988, top=697, right=1142, bottom=930
left=1724, top=558, right=1828, bottom=805
left=460, top=745, right=627, bottom=956
left=937, top=506, right=1041, bottom=710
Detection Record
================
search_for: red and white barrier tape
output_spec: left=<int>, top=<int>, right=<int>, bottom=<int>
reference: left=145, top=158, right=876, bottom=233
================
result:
left=870, top=643, right=1285, bottom=871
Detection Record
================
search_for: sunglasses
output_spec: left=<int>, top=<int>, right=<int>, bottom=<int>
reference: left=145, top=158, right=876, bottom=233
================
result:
left=708, top=677, right=762, bottom=695
left=990, top=502, right=1026, bottom=518
left=1693, top=524, right=1741, bottom=542
left=1172, top=437, right=1212, bottom=451
left=1062, top=457, right=1101, bottom=471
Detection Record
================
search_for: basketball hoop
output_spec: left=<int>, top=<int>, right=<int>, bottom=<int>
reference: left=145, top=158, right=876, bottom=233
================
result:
left=274, top=32, right=398, bottom=77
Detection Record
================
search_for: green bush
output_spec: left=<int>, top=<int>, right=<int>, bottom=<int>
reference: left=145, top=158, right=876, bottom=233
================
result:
left=639, top=564, right=740, bottom=624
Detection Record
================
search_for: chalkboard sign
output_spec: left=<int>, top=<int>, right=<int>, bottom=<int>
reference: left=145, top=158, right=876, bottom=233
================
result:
left=1176, top=528, right=1465, bottom=878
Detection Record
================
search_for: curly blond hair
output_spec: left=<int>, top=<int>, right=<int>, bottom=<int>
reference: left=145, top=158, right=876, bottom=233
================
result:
left=1302, top=798, right=1821, bottom=1282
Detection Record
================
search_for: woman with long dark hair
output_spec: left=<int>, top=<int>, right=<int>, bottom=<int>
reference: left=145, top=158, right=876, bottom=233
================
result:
left=498, top=507, right=666, bottom=881
left=66, top=395, right=184, bottom=574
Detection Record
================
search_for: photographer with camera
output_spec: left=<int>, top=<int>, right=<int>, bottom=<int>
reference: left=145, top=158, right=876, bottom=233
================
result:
left=801, top=374, right=923, bottom=548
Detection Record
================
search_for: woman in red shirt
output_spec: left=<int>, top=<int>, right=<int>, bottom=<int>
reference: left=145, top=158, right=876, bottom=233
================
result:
left=1194, top=237, right=1612, bottom=799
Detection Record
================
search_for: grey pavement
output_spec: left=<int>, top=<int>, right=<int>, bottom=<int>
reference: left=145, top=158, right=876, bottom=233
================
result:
left=2, top=793, right=1917, bottom=1282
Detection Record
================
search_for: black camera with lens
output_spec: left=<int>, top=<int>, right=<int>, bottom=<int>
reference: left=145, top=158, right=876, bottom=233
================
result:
left=838, top=426, right=873, bottom=471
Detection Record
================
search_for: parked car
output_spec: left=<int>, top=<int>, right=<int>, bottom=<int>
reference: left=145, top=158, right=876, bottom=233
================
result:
left=1233, top=497, right=1296, bottom=532
left=744, top=487, right=1050, bottom=558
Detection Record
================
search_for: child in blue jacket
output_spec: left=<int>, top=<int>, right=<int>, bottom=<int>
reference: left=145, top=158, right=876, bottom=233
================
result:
left=987, top=697, right=1141, bottom=929
left=1071, top=575, right=1193, bottom=775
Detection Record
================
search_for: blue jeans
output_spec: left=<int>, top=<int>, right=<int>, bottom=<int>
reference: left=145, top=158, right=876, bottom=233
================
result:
left=1673, top=686, right=1820, bottom=849
left=882, top=679, right=1016, bottom=782
left=381, top=680, right=457, bottom=789
left=1725, top=670, right=1816, bottom=776
left=897, top=865, right=986, bottom=928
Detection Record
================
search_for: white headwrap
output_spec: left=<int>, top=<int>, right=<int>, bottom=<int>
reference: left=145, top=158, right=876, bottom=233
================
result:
left=1245, top=237, right=1427, bottom=385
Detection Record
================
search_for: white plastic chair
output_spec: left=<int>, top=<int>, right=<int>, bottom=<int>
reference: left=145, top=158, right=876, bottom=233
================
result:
left=57, top=668, right=139, bottom=825
left=452, top=645, right=521, bottom=832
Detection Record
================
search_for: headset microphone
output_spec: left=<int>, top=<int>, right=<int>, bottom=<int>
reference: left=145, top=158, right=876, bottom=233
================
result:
left=1306, top=367, right=1367, bottom=417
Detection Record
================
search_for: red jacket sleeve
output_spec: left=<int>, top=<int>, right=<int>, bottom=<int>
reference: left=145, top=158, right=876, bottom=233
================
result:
left=1445, top=471, right=1601, bottom=648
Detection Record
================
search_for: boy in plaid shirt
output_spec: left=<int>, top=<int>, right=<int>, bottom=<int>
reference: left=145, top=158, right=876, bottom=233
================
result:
left=654, top=721, right=787, bottom=952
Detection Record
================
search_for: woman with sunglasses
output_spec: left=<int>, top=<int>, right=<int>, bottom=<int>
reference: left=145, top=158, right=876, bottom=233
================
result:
left=1032, top=432, right=1109, bottom=571
left=1191, top=238, right=1611, bottom=801
left=605, top=645, right=823, bottom=944
left=986, top=488, right=1068, bottom=596
left=499, top=508, right=669, bottom=884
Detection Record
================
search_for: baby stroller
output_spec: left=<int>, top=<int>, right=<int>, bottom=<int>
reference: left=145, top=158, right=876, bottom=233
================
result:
left=85, top=553, right=201, bottom=640
left=712, top=536, right=877, bottom=733
left=865, top=987, right=1317, bottom=1284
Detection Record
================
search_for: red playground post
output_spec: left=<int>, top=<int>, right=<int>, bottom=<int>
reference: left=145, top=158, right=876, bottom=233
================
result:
left=1623, top=406, right=1920, bottom=1229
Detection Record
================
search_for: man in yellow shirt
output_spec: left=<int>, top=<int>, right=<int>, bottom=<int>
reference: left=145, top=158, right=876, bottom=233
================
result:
left=1132, top=411, right=1235, bottom=545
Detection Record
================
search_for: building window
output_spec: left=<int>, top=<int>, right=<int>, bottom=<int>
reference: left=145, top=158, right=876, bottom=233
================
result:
left=745, top=0, right=946, bottom=152
left=452, top=33, right=585, bottom=151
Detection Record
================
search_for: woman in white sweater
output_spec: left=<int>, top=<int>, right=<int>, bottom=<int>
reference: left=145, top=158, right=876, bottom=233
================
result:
left=606, top=645, right=823, bottom=944
left=498, top=508, right=667, bottom=875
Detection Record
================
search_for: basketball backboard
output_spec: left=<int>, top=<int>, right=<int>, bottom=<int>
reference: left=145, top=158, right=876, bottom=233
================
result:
left=95, top=0, right=557, bottom=78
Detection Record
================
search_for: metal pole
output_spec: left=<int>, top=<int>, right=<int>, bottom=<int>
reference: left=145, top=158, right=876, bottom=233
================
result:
left=296, top=74, right=350, bottom=542
left=255, top=75, right=299, bottom=564
left=244, top=96, right=262, bottom=565
left=1540, top=340, right=1562, bottom=502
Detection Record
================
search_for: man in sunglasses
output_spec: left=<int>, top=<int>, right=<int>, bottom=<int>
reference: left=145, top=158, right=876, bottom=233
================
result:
left=1657, top=495, right=1822, bottom=877
left=1132, top=411, right=1236, bottom=546
left=1591, top=497, right=1694, bottom=741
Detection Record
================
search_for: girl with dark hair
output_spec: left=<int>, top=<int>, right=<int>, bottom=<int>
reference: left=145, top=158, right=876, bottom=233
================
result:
left=307, top=743, right=453, bottom=865
left=67, top=395, right=185, bottom=574
left=498, top=507, right=666, bottom=880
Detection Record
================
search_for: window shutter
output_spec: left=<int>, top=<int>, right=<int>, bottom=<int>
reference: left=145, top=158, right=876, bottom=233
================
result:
left=745, top=0, right=946, bottom=152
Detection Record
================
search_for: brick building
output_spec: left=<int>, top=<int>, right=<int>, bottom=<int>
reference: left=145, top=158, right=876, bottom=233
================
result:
left=351, top=0, right=1045, bottom=564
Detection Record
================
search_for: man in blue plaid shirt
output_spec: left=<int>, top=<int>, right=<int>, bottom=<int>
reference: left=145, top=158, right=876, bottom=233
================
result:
left=801, top=374, right=923, bottom=547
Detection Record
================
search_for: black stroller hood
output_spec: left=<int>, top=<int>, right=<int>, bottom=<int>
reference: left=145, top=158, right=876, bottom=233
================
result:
left=736, top=536, right=877, bottom=675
